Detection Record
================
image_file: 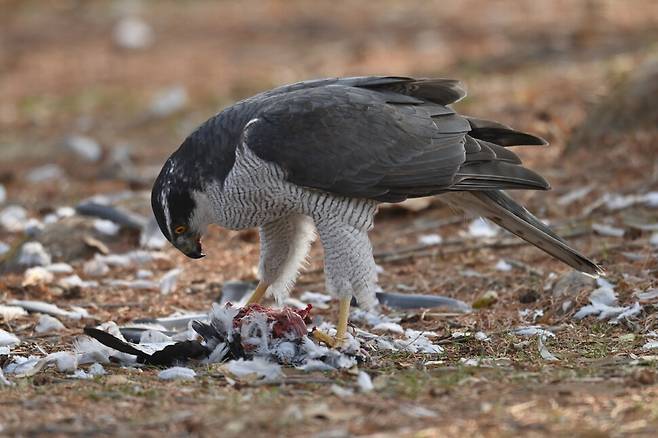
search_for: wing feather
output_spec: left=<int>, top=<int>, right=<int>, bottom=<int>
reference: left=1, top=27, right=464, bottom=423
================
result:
left=240, top=77, right=550, bottom=202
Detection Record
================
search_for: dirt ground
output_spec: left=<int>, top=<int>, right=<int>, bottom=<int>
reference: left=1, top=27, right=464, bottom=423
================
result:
left=1, top=1, right=658, bottom=437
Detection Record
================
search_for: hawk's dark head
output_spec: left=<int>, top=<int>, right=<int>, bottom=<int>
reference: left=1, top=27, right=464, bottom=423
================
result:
left=151, top=152, right=207, bottom=259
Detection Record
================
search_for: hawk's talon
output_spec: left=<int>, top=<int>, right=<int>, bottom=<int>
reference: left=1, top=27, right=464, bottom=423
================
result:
left=311, top=296, right=351, bottom=349
left=311, top=329, right=345, bottom=349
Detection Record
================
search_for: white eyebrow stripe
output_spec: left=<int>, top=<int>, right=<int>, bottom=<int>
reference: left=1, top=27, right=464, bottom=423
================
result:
left=162, top=188, right=172, bottom=239
left=244, top=117, right=260, bottom=130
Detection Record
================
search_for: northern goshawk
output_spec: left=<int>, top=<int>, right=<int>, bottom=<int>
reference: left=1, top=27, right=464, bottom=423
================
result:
left=151, top=76, right=602, bottom=346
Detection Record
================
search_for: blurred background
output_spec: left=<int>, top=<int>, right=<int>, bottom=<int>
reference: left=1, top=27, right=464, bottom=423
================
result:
left=2, top=0, right=657, bottom=181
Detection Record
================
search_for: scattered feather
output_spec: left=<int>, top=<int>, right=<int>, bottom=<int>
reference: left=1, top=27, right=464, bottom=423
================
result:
left=512, top=326, right=555, bottom=338
left=357, top=371, right=374, bottom=392
left=106, top=279, right=159, bottom=290
left=538, top=335, right=559, bottom=361
left=0, top=305, right=28, bottom=321
left=0, top=329, right=20, bottom=347
left=88, top=363, right=106, bottom=376
left=475, top=331, right=490, bottom=341
left=159, top=268, right=182, bottom=295
left=0, top=367, right=13, bottom=386
left=0, top=241, right=9, bottom=256
left=376, top=291, right=471, bottom=312
left=395, top=329, right=443, bottom=354
left=299, top=291, right=332, bottom=308
left=224, top=358, right=283, bottom=382
left=372, top=322, right=405, bottom=334
left=45, top=351, right=78, bottom=373
left=4, top=356, right=40, bottom=375
left=330, top=384, right=354, bottom=398
left=73, top=336, right=112, bottom=365
left=643, top=341, right=658, bottom=350
left=45, top=263, right=74, bottom=274
left=557, top=185, right=594, bottom=206
left=62, top=135, right=102, bottom=162
left=35, top=314, right=66, bottom=333
left=9, top=300, right=89, bottom=320
left=70, top=369, right=91, bottom=379
left=495, top=259, right=512, bottom=271
left=468, top=218, right=498, bottom=238
left=149, top=86, right=188, bottom=117
left=636, top=289, right=658, bottom=302
left=400, top=405, right=438, bottom=418
left=418, top=234, right=442, bottom=245
left=0, top=205, right=28, bottom=232
left=159, top=366, right=196, bottom=380
left=650, top=233, right=658, bottom=246
left=58, top=274, right=98, bottom=289
left=83, top=259, right=110, bottom=277
left=139, top=330, right=172, bottom=344
left=592, top=223, right=625, bottom=237
left=574, top=285, right=642, bottom=323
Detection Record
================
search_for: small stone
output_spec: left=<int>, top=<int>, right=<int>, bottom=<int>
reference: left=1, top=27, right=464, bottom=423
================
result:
left=418, top=234, right=442, bottom=245
left=22, top=266, right=54, bottom=286
left=149, top=86, right=188, bottom=118
left=93, top=219, right=120, bottom=236
left=551, top=271, right=596, bottom=298
left=0, top=205, right=28, bottom=232
left=83, top=259, right=110, bottom=277
left=113, top=16, right=154, bottom=50
left=495, top=259, right=512, bottom=271
left=18, top=242, right=51, bottom=267
left=62, top=135, right=102, bottom=162
left=25, top=164, right=65, bottom=183
left=472, top=290, right=498, bottom=309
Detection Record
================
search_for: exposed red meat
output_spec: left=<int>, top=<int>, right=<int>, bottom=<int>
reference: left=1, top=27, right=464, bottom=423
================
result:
left=231, top=303, right=313, bottom=338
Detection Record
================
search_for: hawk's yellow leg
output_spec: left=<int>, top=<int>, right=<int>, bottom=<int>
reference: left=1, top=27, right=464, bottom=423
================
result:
left=312, top=296, right=351, bottom=348
left=246, top=281, right=269, bottom=304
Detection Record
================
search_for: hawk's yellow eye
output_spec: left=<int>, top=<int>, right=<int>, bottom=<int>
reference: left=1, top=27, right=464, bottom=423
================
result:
left=174, top=225, right=187, bottom=235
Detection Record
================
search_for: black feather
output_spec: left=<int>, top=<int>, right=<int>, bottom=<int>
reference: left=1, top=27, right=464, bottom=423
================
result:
left=83, top=327, right=209, bottom=366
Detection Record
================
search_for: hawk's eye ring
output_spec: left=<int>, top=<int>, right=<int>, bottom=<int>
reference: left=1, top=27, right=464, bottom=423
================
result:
left=174, top=225, right=187, bottom=235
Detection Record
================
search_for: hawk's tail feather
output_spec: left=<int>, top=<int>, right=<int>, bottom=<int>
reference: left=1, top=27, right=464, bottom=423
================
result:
left=443, top=190, right=604, bottom=277
left=464, top=117, right=548, bottom=146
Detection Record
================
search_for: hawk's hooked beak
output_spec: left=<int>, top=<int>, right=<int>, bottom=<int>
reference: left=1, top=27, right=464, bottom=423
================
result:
left=175, top=235, right=205, bottom=259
